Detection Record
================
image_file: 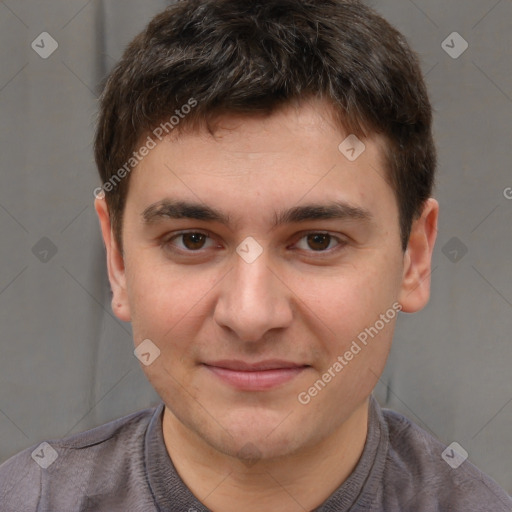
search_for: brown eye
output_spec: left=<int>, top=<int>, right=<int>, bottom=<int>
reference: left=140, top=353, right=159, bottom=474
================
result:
left=181, top=233, right=207, bottom=250
left=306, top=233, right=332, bottom=251
left=163, top=230, right=218, bottom=255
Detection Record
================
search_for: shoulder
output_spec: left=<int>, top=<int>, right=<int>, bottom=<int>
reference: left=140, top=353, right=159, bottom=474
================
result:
left=380, top=407, right=512, bottom=511
left=0, top=404, right=162, bottom=512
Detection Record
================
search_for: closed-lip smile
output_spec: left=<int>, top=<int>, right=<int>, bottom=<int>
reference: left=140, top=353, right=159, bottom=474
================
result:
left=202, top=359, right=310, bottom=390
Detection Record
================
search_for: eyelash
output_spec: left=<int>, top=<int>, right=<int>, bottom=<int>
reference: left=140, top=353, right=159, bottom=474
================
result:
left=161, top=230, right=348, bottom=257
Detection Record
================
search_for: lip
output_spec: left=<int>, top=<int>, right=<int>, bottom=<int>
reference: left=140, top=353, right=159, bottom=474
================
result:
left=203, top=360, right=309, bottom=391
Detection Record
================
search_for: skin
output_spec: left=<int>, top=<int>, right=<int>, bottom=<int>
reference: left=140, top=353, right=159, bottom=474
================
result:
left=95, top=97, right=438, bottom=511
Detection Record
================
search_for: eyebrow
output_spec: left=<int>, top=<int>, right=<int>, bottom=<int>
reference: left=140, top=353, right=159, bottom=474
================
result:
left=142, top=200, right=231, bottom=225
left=141, top=199, right=373, bottom=229
left=273, top=202, right=372, bottom=227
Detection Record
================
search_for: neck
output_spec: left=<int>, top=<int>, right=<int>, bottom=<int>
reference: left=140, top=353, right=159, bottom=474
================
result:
left=162, top=398, right=370, bottom=512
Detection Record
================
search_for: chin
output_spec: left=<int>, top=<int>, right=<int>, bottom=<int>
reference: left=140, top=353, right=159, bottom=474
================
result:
left=211, top=413, right=311, bottom=461
left=216, top=430, right=306, bottom=464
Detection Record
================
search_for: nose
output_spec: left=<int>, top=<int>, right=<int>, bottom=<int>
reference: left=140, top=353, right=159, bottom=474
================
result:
left=213, top=248, right=294, bottom=343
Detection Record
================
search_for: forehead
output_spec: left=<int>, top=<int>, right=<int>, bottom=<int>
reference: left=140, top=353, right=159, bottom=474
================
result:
left=125, top=98, right=395, bottom=226
left=171, top=98, right=372, bottom=158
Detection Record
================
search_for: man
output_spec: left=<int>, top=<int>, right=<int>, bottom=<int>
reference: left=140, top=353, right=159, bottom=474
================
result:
left=1, top=0, right=510, bottom=510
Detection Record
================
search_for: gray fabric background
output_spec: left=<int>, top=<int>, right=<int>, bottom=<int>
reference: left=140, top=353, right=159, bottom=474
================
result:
left=1, top=0, right=511, bottom=494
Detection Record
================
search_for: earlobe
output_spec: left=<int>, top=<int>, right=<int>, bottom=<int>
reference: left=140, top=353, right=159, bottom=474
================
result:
left=398, top=198, right=439, bottom=313
left=94, top=197, right=132, bottom=322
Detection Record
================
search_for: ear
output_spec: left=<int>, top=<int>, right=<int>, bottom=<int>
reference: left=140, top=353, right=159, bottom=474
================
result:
left=94, top=196, right=131, bottom=322
left=398, top=198, right=439, bottom=313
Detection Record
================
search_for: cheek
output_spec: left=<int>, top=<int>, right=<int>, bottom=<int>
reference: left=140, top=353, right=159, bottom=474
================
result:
left=295, top=271, right=397, bottom=413
left=293, top=261, right=398, bottom=338
left=288, top=259, right=400, bottom=402
left=125, top=257, right=220, bottom=345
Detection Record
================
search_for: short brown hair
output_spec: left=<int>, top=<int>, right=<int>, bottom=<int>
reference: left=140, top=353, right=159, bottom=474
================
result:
left=94, top=0, right=436, bottom=251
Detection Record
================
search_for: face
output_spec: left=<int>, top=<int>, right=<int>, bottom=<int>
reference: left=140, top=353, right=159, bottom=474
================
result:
left=96, top=98, right=438, bottom=461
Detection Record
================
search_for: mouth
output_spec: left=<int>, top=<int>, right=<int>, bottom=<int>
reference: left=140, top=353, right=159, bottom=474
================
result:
left=202, top=360, right=310, bottom=391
